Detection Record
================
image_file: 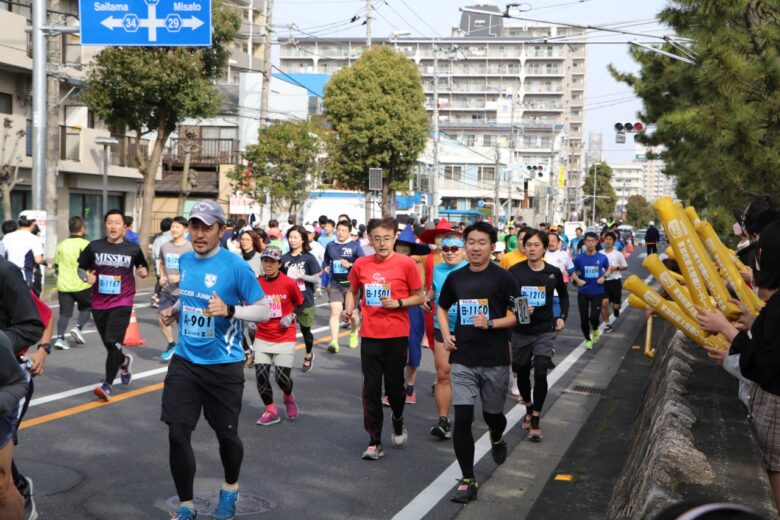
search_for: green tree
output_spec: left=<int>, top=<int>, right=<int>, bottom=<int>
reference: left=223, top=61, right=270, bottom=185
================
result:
left=230, top=118, right=325, bottom=216
left=81, top=0, right=241, bottom=251
left=610, top=0, right=780, bottom=223
left=323, top=46, right=428, bottom=216
left=625, top=194, right=656, bottom=227
left=582, top=162, right=617, bottom=224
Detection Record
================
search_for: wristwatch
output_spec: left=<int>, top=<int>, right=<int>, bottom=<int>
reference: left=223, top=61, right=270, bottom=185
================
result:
left=226, top=304, right=236, bottom=319
left=37, top=342, right=52, bottom=354
left=487, top=319, right=494, bottom=329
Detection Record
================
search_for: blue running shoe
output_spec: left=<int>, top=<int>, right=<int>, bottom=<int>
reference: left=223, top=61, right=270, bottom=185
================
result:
left=170, top=506, right=197, bottom=519
left=120, top=353, right=133, bottom=385
left=214, top=488, right=239, bottom=520
left=161, top=344, right=176, bottom=362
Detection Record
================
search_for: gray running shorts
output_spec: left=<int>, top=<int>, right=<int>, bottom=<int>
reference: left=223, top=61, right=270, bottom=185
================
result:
left=511, top=331, right=556, bottom=368
left=451, top=363, right=510, bottom=414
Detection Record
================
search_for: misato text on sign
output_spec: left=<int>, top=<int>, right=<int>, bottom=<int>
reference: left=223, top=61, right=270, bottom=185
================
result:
left=80, top=0, right=212, bottom=46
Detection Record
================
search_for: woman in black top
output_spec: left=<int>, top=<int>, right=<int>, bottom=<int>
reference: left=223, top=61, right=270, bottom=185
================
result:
left=696, top=219, right=780, bottom=512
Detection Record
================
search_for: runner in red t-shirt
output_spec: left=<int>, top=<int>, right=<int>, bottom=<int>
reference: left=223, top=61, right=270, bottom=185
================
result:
left=343, top=217, right=425, bottom=460
left=253, top=245, right=304, bottom=426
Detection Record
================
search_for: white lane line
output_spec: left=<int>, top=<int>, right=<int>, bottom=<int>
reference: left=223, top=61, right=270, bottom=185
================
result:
left=31, top=325, right=331, bottom=407
left=392, top=274, right=652, bottom=519
left=47, top=292, right=152, bottom=309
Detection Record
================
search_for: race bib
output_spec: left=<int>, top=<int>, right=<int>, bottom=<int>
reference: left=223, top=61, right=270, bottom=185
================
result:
left=269, top=295, right=283, bottom=318
left=332, top=261, right=348, bottom=274
left=584, top=265, right=600, bottom=279
left=459, top=298, right=489, bottom=326
left=365, top=283, right=391, bottom=307
left=164, top=253, right=179, bottom=270
left=521, top=286, right=546, bottom=307
left=297, top=279, right=306, bottom=293
left=98, top=274, right=121, bottom=295
left=181, top=305, right=215, bottom=338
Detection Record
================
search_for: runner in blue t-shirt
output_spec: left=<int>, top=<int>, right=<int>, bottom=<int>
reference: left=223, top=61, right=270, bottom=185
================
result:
left=159, top=200, right=270, bottom=520
left=572, top=231, right=611, bottom=350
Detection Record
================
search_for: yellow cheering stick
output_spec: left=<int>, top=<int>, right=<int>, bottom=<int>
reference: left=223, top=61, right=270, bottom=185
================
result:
left=642, top=254, right=698, bottom=319
left=628, top=294, right=649, bottom=310
left=685, top=206, right=702, bottom=227
left=695, top=220, right=763, bottom=315
left=626, top=296, right=656, bottom=357
left=624, top=275, right=730, bottom=350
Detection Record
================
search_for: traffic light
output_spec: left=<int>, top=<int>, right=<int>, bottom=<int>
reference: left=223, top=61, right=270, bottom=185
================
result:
left=614, top=122, right=644, bottom=132
left=526, top=164, right=544, bottom=178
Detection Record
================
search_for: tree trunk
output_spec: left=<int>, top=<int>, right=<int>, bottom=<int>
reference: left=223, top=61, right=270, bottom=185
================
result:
left=381, top=182, right=391, bottom=217
left=2, top=181, right=11, bottom=221
left=138, top=131, right=167, bottom=257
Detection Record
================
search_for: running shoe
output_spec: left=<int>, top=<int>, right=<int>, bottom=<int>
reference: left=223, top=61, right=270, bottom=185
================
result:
left=450, top=478, right=479, bottom=503
left=381, top=395, right=390, bottom=407
left=283, top=393, right=299, bottom=420
left=430, top=417, right=451, bottom=439
left=161, top=344, right=176, bottom=362
left=53, top=336, right=69, bottom=350
left=405, top=390, right=416, bottom=404
left=170, top=506, right=197, bottom=520
left=214, top=487, right=239, bottom=520
left=529, top=415, right=543, bottom=442
left=94, top=383, right=111, bottom=401
left=348, top=330, right=359, bottom=349
left=592, top=329, right=601, bottom=344
left=70, top=326, right=86, bottom=345
left=391, top=416, right=407, bottom=447
left=510, top=374, right=520, bottom=397
left=604, top=324, right=612, bottom=333
left=584, top=340, right=593, bottom=350
left=327, top=341, right=339, bottom=354
left=257, top=406, right=280, bottom=426
left=491, top=435, right=507, bottom=465
left=19, top=476, right=37, bottom=520
left=302, top=352, right=314, bottom=373
left=361, top=444, right=384, bottom=460
left=120, top=353, right=133, bottom=385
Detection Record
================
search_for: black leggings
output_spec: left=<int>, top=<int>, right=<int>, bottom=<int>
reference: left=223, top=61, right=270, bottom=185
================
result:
left=255, top=364, right=293, bottom=405
left=300, top=326, right=314, bottom=354
left=577, top=293, right=605, bottom=340
left=92, top=307, right=132, bottom=383
left=453, top=405, right=507, bottom=479
left=168, top=422, right=243, bottom=502
left=516, top=361, right=549, bottom=413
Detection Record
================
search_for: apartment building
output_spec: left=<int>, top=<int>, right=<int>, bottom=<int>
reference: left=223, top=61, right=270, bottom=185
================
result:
left=609, top=163, right=645, bottom=214
left=278, top=4, right=586, bottom=223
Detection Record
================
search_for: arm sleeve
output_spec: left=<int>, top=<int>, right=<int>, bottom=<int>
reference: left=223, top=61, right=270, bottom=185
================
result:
left=0, top=331, right=27, bottom=417
left=556, top=270, right=569, bottom=319
left=234, top=297, right=271, bottom=323
left=0, top=263, right=44, bottom=354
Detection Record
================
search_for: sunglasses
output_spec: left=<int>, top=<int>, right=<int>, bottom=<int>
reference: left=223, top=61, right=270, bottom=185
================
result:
left=441, top=246, right=461, bottom=253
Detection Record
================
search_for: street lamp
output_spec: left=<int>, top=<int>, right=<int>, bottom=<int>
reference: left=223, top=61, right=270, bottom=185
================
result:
left=95, top=135, right=119, bottom=214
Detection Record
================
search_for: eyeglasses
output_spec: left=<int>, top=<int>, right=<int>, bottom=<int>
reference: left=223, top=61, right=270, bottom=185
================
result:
left=442, top=246, right=460, bottom=253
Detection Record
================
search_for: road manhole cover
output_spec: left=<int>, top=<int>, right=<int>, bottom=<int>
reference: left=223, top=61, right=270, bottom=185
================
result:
left=165, top=491, right=276, bottom=516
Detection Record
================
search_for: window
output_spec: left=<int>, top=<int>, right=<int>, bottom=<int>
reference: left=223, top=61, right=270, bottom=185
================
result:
left=87, top=109, right=95, bottom=129
left=444, top=165, right=462, bottom=181
left=464, top=135, right=475, bottom=147
left=483, top=135, right=495, bottom=147
left=0, top=92, right=11, bottom=114
left=25, top=120, right=32, bottom=156
left=480, top=166, right=496, bottom=182
left=70, top=193, right=124, bottom=240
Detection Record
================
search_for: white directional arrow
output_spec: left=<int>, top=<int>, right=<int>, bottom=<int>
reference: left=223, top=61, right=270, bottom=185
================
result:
left=100, top=16, right=124, bottom=30
left=181, top=16, right=204, bottom=30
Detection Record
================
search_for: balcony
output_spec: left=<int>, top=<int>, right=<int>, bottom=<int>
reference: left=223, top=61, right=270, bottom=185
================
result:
left=60, top=125, right=80, bottom=161
left=525, top=66, right=563, bottom=76
left=109, top=135, right=150, bottom=168
left=163, top=138, right=240, bottom=165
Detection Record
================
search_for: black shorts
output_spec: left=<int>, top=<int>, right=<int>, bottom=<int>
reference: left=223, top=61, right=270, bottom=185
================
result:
left=92, top=306, right=132, bottom=347
left=604, top=279, right=623, bottom=305
left=161, top=355, right=245, bottom=433
left=58, top=289, right=92, bottom=316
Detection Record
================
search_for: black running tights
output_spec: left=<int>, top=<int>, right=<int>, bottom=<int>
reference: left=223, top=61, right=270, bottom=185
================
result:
left=577, top=293, right=604, bottom=340
left=300, top=326, right=314, bottom=354
left=516, top=363, right=549, bottom=413
left=453, top=405, right=508, bottom=479
left=169, top=423, right=244, bottom=501
left=255, top=364, right=293, bottom=406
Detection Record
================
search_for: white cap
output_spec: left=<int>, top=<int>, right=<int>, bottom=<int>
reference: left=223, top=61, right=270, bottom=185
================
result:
left=649, top=221, right=655, bottom=226
left=494, top=242, right=506, bottom=252
left=304, top=224, right=315, bottom=233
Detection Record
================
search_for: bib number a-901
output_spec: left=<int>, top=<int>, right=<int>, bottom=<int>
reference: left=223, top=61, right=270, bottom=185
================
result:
left=181, top=305, right=215, bottom=338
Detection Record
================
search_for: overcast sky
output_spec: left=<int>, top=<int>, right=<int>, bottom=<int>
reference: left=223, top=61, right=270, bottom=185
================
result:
left=271, top=0, right=673, bottom=163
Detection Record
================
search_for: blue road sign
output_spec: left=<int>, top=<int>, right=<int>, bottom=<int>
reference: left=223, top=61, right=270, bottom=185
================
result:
left=80, top=0, right=212, bottom=46
left=477, top=199, right=485, bottom=208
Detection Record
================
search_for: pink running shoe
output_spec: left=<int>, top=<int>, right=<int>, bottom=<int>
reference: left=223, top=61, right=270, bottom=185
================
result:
left=257, top=405, right=280, bottom=426
left=284, top=393, right=299, bottom=420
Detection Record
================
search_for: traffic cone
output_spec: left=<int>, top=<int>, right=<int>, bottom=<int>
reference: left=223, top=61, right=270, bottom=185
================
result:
left=123, top=307, right=147, bottom=347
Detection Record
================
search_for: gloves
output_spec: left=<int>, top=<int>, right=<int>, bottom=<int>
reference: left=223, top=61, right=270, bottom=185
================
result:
left=280, top=313, right=296, bottom=329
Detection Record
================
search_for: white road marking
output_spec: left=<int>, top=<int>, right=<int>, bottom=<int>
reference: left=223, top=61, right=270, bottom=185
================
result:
left=392, top=274, right=652, bottom=519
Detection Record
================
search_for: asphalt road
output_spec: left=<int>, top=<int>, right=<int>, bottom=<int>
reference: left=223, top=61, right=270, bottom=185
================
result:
left=17, top=253, right=649, bottom=519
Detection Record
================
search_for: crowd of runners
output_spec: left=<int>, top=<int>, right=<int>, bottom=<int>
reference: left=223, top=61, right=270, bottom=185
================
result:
left=0, top=202, right=642, bottom=519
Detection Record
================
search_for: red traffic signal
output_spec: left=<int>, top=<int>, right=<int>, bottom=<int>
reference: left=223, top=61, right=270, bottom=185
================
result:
left=615, top=122, right=644, bottom=133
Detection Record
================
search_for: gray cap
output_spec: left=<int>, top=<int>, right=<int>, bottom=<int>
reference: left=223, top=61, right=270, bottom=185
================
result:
left=260, top=244, right=283, bottom=262
left=188, top=200, right=225, bottom=226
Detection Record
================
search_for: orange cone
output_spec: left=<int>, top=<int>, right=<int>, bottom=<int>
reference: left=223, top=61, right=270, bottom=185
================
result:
left=123, top=308, right=147, bottom=347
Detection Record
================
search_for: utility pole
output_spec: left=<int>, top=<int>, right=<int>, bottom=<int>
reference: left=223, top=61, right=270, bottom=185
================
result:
left=430, top=41, right=439, bottom=219
left=365, top=0, right=372, bottom=47
left=592, top=162, right=597, bottom=227
left=260, top=0, right=273, bottom=127
left=45, top=1, right=63, bottom=259
left=493, top=143, right=501, bottom=224
left=31, top=0, right=46, bottom=212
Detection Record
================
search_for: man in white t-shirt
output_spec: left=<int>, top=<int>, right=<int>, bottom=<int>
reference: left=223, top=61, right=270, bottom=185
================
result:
left=2, top=217, right=44, bottom=288
left=544, top=232, right=574, bottom=320
left=600, top=231, right=628, bottom=332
